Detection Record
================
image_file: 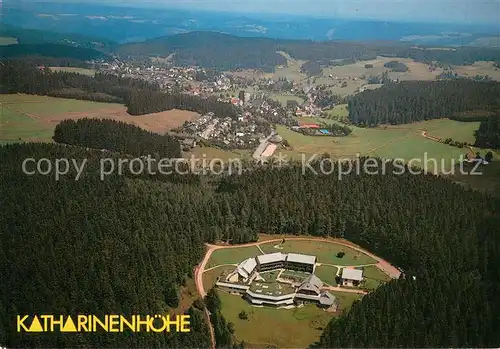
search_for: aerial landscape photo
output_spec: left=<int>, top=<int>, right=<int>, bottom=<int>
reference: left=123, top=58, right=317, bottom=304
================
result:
left=1, top=0, right=500, bottom=348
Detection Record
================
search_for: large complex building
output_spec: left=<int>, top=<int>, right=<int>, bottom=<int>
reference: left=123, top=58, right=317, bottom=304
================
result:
left=256, top=252, right=286, bottom=271
left=218, top=252, right=336, bottom=310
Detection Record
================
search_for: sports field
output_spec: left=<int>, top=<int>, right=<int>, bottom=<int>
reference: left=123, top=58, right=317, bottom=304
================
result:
left=206, top=246, right=262, bottom=268
left=260, top=240, right=376, bottom=266
left=0, top=94, right=200, bottom=143
left=218, top=290, right=334, bottom=348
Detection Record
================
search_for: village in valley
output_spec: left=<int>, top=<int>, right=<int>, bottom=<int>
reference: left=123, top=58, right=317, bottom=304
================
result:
left=90, top=58, right=356, bottom=162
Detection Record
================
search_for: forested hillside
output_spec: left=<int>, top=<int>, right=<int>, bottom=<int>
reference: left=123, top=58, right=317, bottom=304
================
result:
left=474, top=115, right=500, bottom=149
left=115, top=31, right=500, bottom=71
left=0, top=60, right=237, bottom=118
left=126, top=89, right=237, bottom=117
left=0, top=24, right=114, bottom=48
left=0, top=44, right=108, bottom=61
left=116, top=32, right=286, bottom=72
left=53, top=119, right=181, bottom=157
left=348, top=80, right=500, bottom=126
left=2, top=140, right=500, bottom=347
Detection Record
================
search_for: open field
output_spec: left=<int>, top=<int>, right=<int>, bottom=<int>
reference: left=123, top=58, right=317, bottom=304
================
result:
left=269, top=93, right=305, bottom=107
left=452, top=61, right=500, bottom=81
left=0, top=105, right=54, bottom=142
left=324, top=104, right=349, bottom=122
left=260, top=240, right=376, bottom=266
left=0, top=36, right=18, bottom=45
left=218, top=290, right=334, bottom=348
left=202, top=265, right=236, bottom=291
left=384, top=119, right=481, bottom=144
left=451, top=160, right=500, bottom=196
left=266, top=52, right=308, bottom=82
left=276, top=112, right=482, bottom=173
left=362, top=265, right=392, bottom=290
left=330, top=291, right=363, bottom=313
left=313, top=265, right=339, bottom=286
left=49, top=67, right=97, bottom=76
left=206, top=245, right=262, bottom=268
left=319, top=56, right=443, bottom=83
left=185, top=146, right=252, bottom=162
left=0, top=94, right=200, bottom=143
left=225, top=69, right=266, bottom=80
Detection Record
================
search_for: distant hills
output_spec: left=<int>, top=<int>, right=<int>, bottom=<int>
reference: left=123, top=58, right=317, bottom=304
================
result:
left=3, top=1, right=499, bottom=45
left=115, top=31, right=500, bottom=72
left=0, top=24, right=115, bottom=48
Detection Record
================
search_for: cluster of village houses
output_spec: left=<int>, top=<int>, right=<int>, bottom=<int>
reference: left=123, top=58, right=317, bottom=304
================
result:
left=93, top=59, right=338, bottom=157
left=180, top=112, right=267, bottom=150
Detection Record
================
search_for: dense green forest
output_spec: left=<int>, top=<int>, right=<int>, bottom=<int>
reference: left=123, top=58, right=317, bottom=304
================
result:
left=383, top=60, right=409, bottom=72
left=348, top=80, right=500, bottom=126
left=474, top=115, right=500, bottom=149
left=205, top=289, right=243, bottom=349
left=116, top=32, right=286, bottom=72
left=53, top=119, right=181, bottom=158
left=2, top=139, right=500, bottom=347
left=115, top=31, right=500, bottom=71
left=0, top=24, right=114, bottom=48
left=0, top=44, right=108, bottom=61
left=126, top=89, right=237, bottom=117
left=0, top=60, right=237, bottom=118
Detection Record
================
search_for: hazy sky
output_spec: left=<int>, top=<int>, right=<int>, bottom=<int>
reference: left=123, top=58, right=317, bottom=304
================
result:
left=15, top=0, right=500, bottom=24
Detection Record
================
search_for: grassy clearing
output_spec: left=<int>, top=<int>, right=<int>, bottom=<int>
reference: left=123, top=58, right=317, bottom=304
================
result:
left=330, top=291, right=363, bottom=313
left=371, top=134, right=467, bottom=173
left=452, top=61, right=500, bottom=81
left=202, top=265, right=236, bottom=291
left=218, top=290, right=333, bottom=348
left=387, top=118, right=481, bottom=144
left=0, top=36, right=18, bottom=45
left=206, top=246, right=262, bottom=268
left=49, top=67, right=96, bottom=76
left=260, top=240, right=376, bottom=266
left=269, top=93, right=305, bottom=107
left=314, top=265, right=339, bottom=286
left=0, top=106, right=54, bottom=143
left=362, top=266, right=391, bottom=290
left=268, top=52, right=308, bottom=82
left=323, top=104, right=349, bottom=122
left=451, top=160, right=500, bottom=196
left=186, top=146, right=252, bottom=162
left=169, top=278, right=198, bottom=316
left=2, top=95, right=122, bottom=116
left=277, top=112, right=480, bottom=173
